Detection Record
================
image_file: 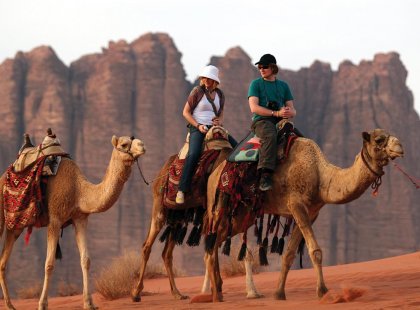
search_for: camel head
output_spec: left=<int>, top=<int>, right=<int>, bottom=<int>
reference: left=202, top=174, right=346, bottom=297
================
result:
left=362, top=129, right=404, bottom=170
left=112, top=135, right=145, bottom=165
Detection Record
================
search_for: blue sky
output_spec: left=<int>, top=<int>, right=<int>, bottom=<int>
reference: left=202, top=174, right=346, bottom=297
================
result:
left=1, top=0, right=419, bottom=114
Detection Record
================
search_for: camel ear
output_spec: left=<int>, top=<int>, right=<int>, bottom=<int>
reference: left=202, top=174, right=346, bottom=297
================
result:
left=112, top=135, right=118, bottom=147
left=362, top=132, right=370, bottom=142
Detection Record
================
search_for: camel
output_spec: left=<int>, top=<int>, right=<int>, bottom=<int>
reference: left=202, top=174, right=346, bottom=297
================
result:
left=203, top=128, right=404, bottom=302
left=0, top=135, right=145, bottom=310
left=131, top=126, right=262, bottom=302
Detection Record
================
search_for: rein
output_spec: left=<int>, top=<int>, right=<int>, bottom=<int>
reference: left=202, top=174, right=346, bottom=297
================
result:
left=360, top=148, right=384, bottom=196
left=392, top=162, right=420, bottom=189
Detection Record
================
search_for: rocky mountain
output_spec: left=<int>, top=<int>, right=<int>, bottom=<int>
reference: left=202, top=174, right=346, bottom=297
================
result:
left=0, top=32, right=418, bottom=295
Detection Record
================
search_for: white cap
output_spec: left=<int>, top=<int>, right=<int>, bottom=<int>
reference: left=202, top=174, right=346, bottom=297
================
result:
left=199, top=65, right=220, bottom=84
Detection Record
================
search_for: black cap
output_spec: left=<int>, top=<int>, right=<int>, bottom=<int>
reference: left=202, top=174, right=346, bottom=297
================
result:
left=255, top=54, right=277, bottom=66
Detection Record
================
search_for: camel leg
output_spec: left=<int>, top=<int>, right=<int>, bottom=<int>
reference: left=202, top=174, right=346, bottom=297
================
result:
left=244, top=248, right=263, bottom=298
left=214, top=245, right=223, bottom=295
left=201, top=246, right=223, bottom=296
left=290, top=203, right=328, bottom=298
left=73, top=217, right=97, bottom=310
left=201, top=265, right=210, bottom=293
left=38, top=221, right=61, bottom=310
left=131, top=211, right=164, bottom=302
left=204, top=248, right=223, bottom=302
left=0, top=229, right=23, bottom=310
left=162, top=236, right=188, bottom=299
left=274, top=225, right=302, bottom=300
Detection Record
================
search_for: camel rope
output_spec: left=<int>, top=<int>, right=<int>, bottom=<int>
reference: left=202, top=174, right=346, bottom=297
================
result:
left=392, top=162, right=420, bottom=189
left=134, top=159, right=169, bottom=185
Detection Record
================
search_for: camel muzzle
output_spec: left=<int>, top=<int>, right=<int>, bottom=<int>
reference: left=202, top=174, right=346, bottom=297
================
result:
left=386, top=137, right=404, bottom=160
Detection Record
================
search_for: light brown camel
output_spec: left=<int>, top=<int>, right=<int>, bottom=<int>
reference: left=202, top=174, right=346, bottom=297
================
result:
left=0, top=135, right=145, bottom=310
left=203, top=128, right=404, bottom=302
left=130, top=126, right=262, bottom=302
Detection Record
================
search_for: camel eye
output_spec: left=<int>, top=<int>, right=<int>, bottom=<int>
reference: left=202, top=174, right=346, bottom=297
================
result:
left=120, top=143, right=129, bottom=149
left=375, top=136, right=386, bottom=144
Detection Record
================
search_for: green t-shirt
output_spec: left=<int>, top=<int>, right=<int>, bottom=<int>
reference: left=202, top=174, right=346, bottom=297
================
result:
left=248, top=78, right=294, bottom=122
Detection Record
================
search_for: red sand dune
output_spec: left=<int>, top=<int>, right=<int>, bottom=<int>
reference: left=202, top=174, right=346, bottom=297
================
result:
left=12, top=251, right=420, bottom=309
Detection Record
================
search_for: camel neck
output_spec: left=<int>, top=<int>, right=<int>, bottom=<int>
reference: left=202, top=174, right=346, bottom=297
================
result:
left=320, top=152, right=379, bottom=204
left=78, top=149, right=132, bottom=214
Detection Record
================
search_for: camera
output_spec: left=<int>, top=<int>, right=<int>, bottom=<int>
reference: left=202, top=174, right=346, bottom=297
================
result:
left=267, top=101, right=278, bottom=110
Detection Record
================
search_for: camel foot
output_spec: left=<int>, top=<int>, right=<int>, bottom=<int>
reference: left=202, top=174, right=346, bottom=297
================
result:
left=246, top=292, right=264, bottom=299
left=173, top=293, right=189, bottom=300
left=5, top=302, right=17, bottom=310
left=317, top=284, right=329, bottom=298
left=212, top=292, right=223, bottom=302
left=38, top=302, right=48, bottom=310
left=132, top=295, right=141, bottom=302
left=273, top=289, right=286, bottom=300
left=190, top=294, right=212, bottom=303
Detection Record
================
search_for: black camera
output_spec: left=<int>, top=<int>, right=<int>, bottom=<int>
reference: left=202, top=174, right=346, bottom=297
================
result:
left=267, top=101, right=278, bottom=110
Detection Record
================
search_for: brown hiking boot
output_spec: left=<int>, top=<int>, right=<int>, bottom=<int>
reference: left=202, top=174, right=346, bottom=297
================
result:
left=259, top=172, right=273, bottom=191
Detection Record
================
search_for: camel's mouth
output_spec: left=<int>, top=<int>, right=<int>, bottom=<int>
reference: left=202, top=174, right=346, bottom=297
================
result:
left=388, top=148, right=404, bottom=160
left=386, top=137, right=404, bottom=160
left=133, top=148, right=146, bottom=159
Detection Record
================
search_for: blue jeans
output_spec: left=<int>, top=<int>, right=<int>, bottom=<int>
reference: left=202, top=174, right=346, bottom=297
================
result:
left=178, top=126, right=237, bottom=192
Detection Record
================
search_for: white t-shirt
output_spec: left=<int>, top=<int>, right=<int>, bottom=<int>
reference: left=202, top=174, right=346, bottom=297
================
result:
left=192, top=93, right=220, bottom=126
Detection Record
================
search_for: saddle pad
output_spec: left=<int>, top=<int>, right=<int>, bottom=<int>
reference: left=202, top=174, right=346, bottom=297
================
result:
left=163, top=149, right=220, bottom=209
left=4, top=156, right=49, bottom=230
left=227, top=131, right=260, bottom=162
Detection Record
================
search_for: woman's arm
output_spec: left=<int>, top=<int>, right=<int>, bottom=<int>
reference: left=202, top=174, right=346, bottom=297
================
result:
left=183, top=102, right=208, bottom=133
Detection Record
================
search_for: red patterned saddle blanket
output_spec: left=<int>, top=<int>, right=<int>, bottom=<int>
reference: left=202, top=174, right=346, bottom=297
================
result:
left=163, top=149, right=220, bottom=208
left=3, top=156, right=50, bottom=231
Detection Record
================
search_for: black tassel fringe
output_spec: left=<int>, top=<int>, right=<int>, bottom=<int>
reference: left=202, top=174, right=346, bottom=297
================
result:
left=262, top=237, right=268, bottom=248
left=159, top=226, right=172, bottom=243
left=238, top=242, right=247, bottom=261
left=271, top=236, right=279, bottom=253
left=259, top=245, right=269, bottom=266
left=277, top=237, right=285, bottom=255
left=205, top=233, right=217, bottom=253
left=222, top=237, right=231, bottom=256
left=186, top=225, right=199, bottom=246
left=176, top=225, right=188, bottom=245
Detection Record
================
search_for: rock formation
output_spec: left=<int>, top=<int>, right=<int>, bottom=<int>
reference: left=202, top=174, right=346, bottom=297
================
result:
left=0, top=33, right=418, bottom=295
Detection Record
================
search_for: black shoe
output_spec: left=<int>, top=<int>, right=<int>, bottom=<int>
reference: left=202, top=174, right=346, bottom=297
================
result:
left=259, top=173, right=273, bottom=191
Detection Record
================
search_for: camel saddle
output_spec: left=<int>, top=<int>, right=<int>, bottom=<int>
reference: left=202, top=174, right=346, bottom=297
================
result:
left=178, top=125, right=232, bottom=160
left=13, top=135, right=68, bottom=174
left=164, top=126, right=233, bottom=209
left=228, top=120, right=299, bottom=163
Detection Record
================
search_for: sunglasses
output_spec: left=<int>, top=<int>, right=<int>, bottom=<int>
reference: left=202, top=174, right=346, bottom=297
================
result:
left=258, top=65, right=270, bottom=70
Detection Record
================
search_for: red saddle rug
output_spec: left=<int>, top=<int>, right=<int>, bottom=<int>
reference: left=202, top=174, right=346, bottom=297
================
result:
left=3, top=156, right=49, bottom=231
left=163, top=149, right=220, bottom=208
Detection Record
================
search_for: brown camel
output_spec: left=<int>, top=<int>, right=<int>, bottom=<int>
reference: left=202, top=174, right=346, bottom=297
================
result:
left=0, top=135, right=145, bottom=310
left=130, top=126, right=258, bottom=302
left=203, top=128, right=404, bottom=302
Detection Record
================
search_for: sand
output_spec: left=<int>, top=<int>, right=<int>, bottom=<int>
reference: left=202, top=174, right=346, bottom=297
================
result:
left=10, top=251, right=420, bottom=309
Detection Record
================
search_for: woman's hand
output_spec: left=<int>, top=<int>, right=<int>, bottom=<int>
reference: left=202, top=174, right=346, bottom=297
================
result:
left=212, top=117, right=222, bottom=126
left=198, top=124, right=209, bottom=133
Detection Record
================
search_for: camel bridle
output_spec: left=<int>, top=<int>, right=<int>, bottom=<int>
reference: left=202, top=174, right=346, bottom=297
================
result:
left=360, top=134, right=391, bottom=195
left=114, top=136, right=149, bottom=185
left=115, top=136, right=136, bottom=159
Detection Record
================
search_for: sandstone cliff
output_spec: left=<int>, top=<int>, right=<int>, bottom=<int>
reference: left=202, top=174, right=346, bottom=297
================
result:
left=0, top=33, right=418, bottom=295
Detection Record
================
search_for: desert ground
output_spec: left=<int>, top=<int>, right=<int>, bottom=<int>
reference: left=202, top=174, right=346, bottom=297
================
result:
left=11, top=251, right=420, bottom=309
